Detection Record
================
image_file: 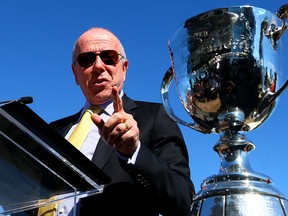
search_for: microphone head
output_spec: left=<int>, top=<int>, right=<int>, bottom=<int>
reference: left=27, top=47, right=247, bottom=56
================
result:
left=0, top=96, right=33, bottom=105
left=17, top=96, right=33, bottom=104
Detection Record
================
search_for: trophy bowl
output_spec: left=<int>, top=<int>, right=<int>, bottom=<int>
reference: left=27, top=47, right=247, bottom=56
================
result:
left=161, top=4, right=288, bottom=215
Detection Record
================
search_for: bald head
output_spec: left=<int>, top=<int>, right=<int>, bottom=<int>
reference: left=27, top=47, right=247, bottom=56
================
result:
left=72, top=27, right=126, bottom=63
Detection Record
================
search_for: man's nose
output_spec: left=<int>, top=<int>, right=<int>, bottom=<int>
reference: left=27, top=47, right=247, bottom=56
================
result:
left=92, top=56, right=105, bottom=72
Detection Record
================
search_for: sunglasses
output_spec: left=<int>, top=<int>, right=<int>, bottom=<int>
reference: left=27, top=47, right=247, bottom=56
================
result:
left=76, top=50, right=124, bottom=68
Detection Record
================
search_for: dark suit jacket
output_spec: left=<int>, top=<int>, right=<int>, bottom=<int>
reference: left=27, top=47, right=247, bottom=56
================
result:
left=17, top=94, right=195, bottom=216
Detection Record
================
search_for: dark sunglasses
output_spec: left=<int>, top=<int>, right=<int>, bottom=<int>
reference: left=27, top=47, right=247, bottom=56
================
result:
left=76, top=50, right=124, bottom=68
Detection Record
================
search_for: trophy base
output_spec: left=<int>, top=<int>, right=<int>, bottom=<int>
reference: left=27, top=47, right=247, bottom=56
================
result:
left=191, top=192, right=288, bottom=216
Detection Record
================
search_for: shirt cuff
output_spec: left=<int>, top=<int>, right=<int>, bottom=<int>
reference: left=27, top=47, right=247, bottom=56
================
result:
left=117, top=142, right=141, bottom=164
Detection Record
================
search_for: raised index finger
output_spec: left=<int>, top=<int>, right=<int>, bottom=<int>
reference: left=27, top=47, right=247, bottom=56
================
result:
left=112, top=86, right=124, bottom=113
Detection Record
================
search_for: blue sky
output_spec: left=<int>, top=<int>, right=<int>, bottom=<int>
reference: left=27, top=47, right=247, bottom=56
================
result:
left=1, top=0, right=288, bottom=201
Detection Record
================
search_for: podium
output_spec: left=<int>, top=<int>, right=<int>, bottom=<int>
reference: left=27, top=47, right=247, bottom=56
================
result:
left=0, top=101, right=110, bottom=215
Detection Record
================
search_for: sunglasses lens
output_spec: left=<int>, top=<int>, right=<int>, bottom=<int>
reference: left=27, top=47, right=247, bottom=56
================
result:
left=100, top=50, right=119, bottom=65
left=77, top=52, right=96, bottom=67
left=77, top=50, right=121, bottom=67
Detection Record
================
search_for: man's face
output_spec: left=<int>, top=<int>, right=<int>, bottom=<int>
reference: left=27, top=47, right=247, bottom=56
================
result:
left=72, top=29, right=128, bottom=105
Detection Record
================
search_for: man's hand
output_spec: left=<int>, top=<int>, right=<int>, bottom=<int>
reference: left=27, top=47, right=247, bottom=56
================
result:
left=91, top=86, right=140, bottom=157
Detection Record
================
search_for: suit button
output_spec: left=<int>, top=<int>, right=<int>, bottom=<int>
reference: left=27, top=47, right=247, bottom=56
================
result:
left=136, top=174, right=150, bottom=188
left=58, top=208, right=65, bottom=214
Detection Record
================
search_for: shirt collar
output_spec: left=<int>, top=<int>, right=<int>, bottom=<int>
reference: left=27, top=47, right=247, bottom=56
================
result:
left=83, top=90, right=124, bottom=116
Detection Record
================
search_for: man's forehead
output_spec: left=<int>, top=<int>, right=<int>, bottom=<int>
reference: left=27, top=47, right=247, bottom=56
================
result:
left=78, top=37, right=117, bottom=47
left=75, top=30, right=120, bottom=53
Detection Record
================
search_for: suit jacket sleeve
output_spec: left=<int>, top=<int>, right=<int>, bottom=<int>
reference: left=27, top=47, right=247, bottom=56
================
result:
left=124, top=99, right=195, bottom=216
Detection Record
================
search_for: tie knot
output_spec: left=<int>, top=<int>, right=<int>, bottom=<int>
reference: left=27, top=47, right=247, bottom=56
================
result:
left=85, top=109, right=93, bottom=115
left=87, top=105, right=102, bottom=115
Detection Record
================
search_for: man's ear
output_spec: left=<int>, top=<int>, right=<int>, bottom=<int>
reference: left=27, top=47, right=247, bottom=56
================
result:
left=122, top=60, right=128, bottom=81
left=123, top=60, right=128, bottom=71
left=72, top=64, right=80, bottom=85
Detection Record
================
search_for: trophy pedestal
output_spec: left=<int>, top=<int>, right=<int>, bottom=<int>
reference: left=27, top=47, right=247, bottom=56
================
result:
left=190, top=131, right=288, bottom=215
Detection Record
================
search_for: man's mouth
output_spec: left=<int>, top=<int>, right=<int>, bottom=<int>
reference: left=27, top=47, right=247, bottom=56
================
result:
left=94, top=78, right=108, bottom=84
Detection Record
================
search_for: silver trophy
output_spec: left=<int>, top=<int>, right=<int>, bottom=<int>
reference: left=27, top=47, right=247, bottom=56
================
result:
left=161, top=4, right=288, bottom=215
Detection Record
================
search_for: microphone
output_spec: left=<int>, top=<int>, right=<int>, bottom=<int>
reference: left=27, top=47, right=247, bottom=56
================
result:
left=18, top=96, right=33, bottom=104
left=0, top=96, right=33, bottom=105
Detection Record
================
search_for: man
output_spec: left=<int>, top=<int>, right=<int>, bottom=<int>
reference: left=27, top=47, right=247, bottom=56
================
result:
left=42, top=27, right=195, bottom=216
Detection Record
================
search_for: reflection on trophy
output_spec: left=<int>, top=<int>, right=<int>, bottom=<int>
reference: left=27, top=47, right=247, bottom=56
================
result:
left=161, top=4, right=288, bottom=215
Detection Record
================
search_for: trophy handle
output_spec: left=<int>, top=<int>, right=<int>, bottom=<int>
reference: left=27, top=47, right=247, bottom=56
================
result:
left=255, top=79, right=288, bottom=118
left=161, top=67, right=209, bottom=133
left=266, top=4, right=288, bottom=49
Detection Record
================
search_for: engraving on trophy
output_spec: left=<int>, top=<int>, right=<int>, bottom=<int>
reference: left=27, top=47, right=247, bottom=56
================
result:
left=161, top=4, right=288, bottom=216
left=225, top=194, right=285, bottom=215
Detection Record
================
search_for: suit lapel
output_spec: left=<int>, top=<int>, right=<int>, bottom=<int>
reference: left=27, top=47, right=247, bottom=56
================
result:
left=92, top=139, right=114, bottom=169
left=122, top=94, right=138, bottom=114
left=50, top=111, right=81, bottom=137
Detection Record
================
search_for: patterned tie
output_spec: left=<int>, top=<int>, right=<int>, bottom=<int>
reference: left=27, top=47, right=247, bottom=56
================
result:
left=37, top=105, right=102, bottom=216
